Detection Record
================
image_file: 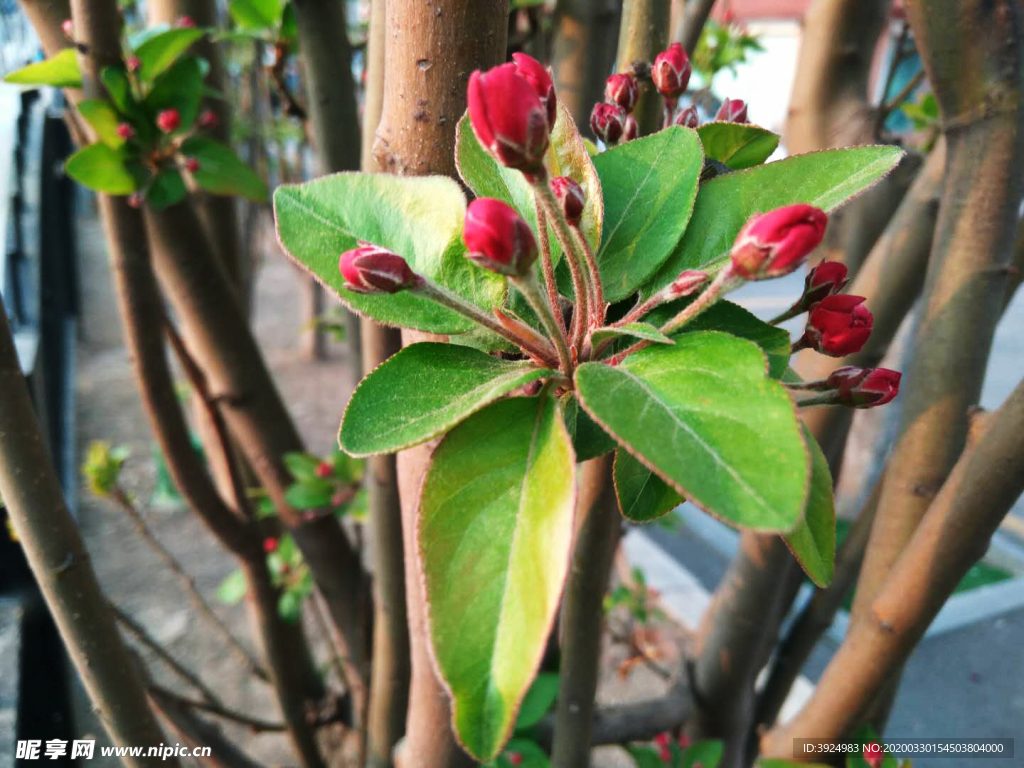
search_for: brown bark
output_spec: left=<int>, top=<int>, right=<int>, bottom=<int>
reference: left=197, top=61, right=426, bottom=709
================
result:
left=373, top=3, right=507, bottom=765
left=550, top=0, right=622, bottom=128
left=615, top=0, right=671, bottom=135
left=675, top=0, right=716, bottom=55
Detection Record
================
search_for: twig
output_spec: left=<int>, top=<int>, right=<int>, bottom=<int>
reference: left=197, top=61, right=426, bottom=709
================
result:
left=268, top=43, right=308, bottom=121
left=877, top=69, right=927, bottom=127
left=149, top=684, right=288, bottom=732
left=676, top=0, right=717, bottom=55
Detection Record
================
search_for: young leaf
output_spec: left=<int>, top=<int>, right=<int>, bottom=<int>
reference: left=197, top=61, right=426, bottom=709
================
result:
left=283, top=452, right=323, bottom=481
left=179, top=137, right=268, bottom=201
left=274, top=172, right=506, bottom=334
left=590, top=322, right=674, bottom=347
left=134, top=27, right=205, bottom=81
left=561, top=394, right=617, bottom=462
left=340, top=343, right=556, bottom=457
left=419, top=395, right=576, bottom=761
left=592, top=126, right=703, bottom=302
left=682, top=740, right=725, bottom=768
left=284, top=479, right=334, bottom=509
left=148, top=167, right=188, bottom=210
left=100, top=66, right=144, bottom=121
left=782, top=426, right=836, bottom=587
left=76, top=99, right=127, bottom=148
left=144, top=56, right=204, bottom=130
left=3, top=48, right=81, bottom=88
left=230, top=0, right=283, bottom=30
left=575, top=331, right=809, bottom=531
left=643, top=146, right=905, bottom=298
left=627, top=746, right=668, bottom=768
left=513, top=672, right=559, bottom=731
left=613, top=449, right=682, bottom=523
left=215, top=569, right=247, bottom=604
left=697, top=121, right=779, bottom=170
left=65, top=143, right=138, bottom=194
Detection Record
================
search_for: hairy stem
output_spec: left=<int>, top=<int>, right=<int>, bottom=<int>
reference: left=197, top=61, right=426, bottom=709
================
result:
left=512, top=272, right=575, bottom=373
left=535, top=197, right=568, bottom=337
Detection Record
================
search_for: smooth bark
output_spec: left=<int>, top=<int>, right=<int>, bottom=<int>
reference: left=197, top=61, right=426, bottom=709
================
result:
left=550, top=0, right=622, bottom=128
left=615, top=0, right=671, bottom=135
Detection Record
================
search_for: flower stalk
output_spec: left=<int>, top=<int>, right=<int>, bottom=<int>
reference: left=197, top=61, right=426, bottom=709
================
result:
left=510, top=271, right=575, bottom=373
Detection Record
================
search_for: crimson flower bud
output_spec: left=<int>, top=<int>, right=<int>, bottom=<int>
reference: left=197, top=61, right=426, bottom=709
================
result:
left=177, top=14, right=196, bottom=27
left=263, top=537, right=278, bottom=553
left=184, top=157, right=201, bottom=173
left=156, top=108, right=181, bottom=133
left=675, top=105, right=699, bottom=128
left=591, top=102, right=627, bottom=145
left=464, top=198, right=538, bottom=277
left=668, top=270, right=708, bottom=298
left=715, top=97, right=748, bottom=123
left=605, top=73, right=639, bottom=113
left=468, top=63, right=550, bottom=173
left=116, top=123, right=135, bottom=140
left=507, top=753, right=523, bottom=767
left=127, top=192, right=144, bottom=209
left=803, top=260, right=849, bottom=304
left=61, top=19, right=74, bottom=38
left=802, top=295, right=873, bottom=356
left=550, top=176, right=585, bottom=226
left=651, top=43, right=692, bottom=98
left=198, top=109, right=219, bottom=129
left=828, top=366, right=900, bottom=408
left=623, top=114, right=639, bottom=142
left=315, top=461, right=333, bottom=479
left=338, top=244, right=419, bottom=294
left=730, top=204, right=828, bottom=280
left=511, top=53, right=557, bottom=130
left=863, top=742, right=884, bottom=768
left=125, top=55, right=141, bottom=72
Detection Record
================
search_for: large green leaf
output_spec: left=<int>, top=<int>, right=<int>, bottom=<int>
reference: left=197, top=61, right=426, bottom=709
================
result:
left=134, top=27, right=204, bottom=81
left=643, top=146, right=905, bottom=297
left=419, top=395, right=576, bottom=761
left=561, top=393, right=617, bottom=461
left=230, top=0, right=283, bottom=29
left=148, top=167, right=187, bottom=210
left=144, top=55, right=204, bottom=130
left=592, top=126, right=703, bottom=302
left=65, top=143, right=138, bottom=194
left=76, top=99, right=126, bottom=148
left=3, top=48, right=81, bottom=88
left=782, top=426, right=835, bottom=587
left=339, top=343, right=556, bottom=456
left=455, top=102, right=603, bottom=258
left=575, top=331, right=809, bottom=531
left=180, top=137, right=267, bottom=201
left=697, top=121, right=779, bottom=170
left=613, top=448, right=681, bottom=523
left=274, top=172, right=505, bottom=334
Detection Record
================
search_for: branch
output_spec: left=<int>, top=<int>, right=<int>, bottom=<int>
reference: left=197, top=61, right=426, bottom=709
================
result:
left=675, top=0, right=715, bottom=56
left=615, top=0, right=672, bottom=135
left=148, top=686, right=265, bottom=768
left=148, top=684, right=288, bottom=733
left=877, top=69, right=927, bottom=126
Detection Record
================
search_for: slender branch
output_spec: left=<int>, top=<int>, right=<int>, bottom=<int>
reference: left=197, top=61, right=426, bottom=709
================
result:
left=512, top=272, right=575, bottom=373
left=149, top=684, right=289, bottom=733
left=675, top=0, right=716, bottom=55
left=573, top=225, right=605, bottom=327
left=878, top=69, right=927, bottom=126
left=616, top=0, right=671, bottom=135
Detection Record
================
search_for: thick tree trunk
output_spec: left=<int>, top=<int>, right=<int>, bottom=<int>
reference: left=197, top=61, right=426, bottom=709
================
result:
left=550, top=0, right=621, bottom=128
left=615, top=0, right=671, bottom=135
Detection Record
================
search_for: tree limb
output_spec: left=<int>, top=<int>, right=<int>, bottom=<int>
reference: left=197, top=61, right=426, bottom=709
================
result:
left=615, top=0, right=671, bottom=134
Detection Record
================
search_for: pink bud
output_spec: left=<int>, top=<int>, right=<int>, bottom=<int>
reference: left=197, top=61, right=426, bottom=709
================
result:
left=590, top=102, right=627, bottom=145
left=511, top=52, right=557, bottom=130
left=263, top=537, right=278, bottom=553
left=315, top=461, right=333, bottom=479
left=550, top=176, right=585, bottom=226
left=198, top=109, right=219, bottom=129
left=675, top=105, right=699, bottom=128
left=116, top=122, right=135, bottom=140
left=464, top=198, right=538, bottom=276
left=652, top=43, right=692, bottom=98
left=863, top=741, right=884, bottom=768
left=468, top=63, right=550, bottom=173
left=176, top=15, right=196, bottom=27
left=184, top=157, right=201, bottom=173
left=803, top=260, right=849, bottom=304
left=715, top=97, right=748, bottom=123
left=156, top=108, right=181, bottom=133
left=668, top=270, right=708, bottom=298
left=126, top=55, right=141, bottom=73
left=61, top=19, right=74, bottom=38
left=801, top=295, right=873, bottom=357
left=127, top=192, right=144, bottom=209
left=605, top=73, right=639, bottom=113
left=623, top=114, right=639, bottom=142
left=338, top=244, right=419, bottom=294
left=507, top=752, right=523, bottom=767
left=730, top=205, right=828, bottom=280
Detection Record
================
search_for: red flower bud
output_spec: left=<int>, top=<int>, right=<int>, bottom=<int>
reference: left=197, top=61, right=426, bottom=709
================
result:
left=605, top=73, right=639, bottom=113
left=623, top=114, right=639, bottom=142
left=591, top=102, right=627, bottom=145
left=184, top=157, right=200, bottom=173
left=116, top=122, right=135, bottom=140
left=126, top=55, right=141, bottom=73
left=315, top=461, right=333, bottom=479
left=338, top=244, right=419, bottom=294
left=668, top=270, right=708, bottom=298
left=177, top=14, right=196, bottom=27
left=863, top=741, right=884, bottom=768
left=507, top=752, right=523, bottom=767
left=511, top=53, right=557, bottom=130
left=127, top=192, right=144, bottom=209
left=828, top=367, right=901, bottom=408
left=468, top=63, right=550, bottom=173
left=550, top=176, right=585, bottom=226
left=198, top=109, right=219, bottom=129
left=61, top=19, right=74, bottom=38
left=715, top=97, right=748, bottom=123
left=675, top=105, right=700, bottom=128
left=156, top=108, right=181, bottom=133
left=730, top=204, right=828, bottom=280
left=463, top=198, right=538, bottom=277
left=651, top=43, right=692, bottom=98
left=263, top=537, right=278, bottom=553
left=802, top=295, right=873, bottom=357
left=804, top=260, right=849, bottom=304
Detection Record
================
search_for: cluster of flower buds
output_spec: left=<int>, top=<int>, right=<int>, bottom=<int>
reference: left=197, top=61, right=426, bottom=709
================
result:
left=468, top=54, right=553, bottom=174
left=590, top=72, right=641, bottom=146
left=463, top=198, right=538, bottom=276
left=338, top=243, right=420, bottom=294
left=550, top=176, right=585, bottom=227
left=591, top=103, right=628, bottom=145
left=605, top=73, right=639, bottom=113
left=654, top=732, right=690, bottom=762
left=771, top=260, right=849, bottom=323
left=156, top=108, right=181, bottom=134
left=797, top=294, right=874, bottom=357
left=730, top=204, right=828, bottom=281
left=715, top=97, right=748, bottom=123
left=675, top=105, right=700, bottom=128
left=651, top=43, right=692, bottom=99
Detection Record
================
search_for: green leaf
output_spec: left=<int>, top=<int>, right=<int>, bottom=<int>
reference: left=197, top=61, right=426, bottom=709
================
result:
left=3, top=48, right=81, bottom=88
left=76, top=99, right=127, bottom=148
left=65, top=143, right=138, bottom=194
left=216, top=569, right=247, bottom=604
left=278, top=589, right=303, bottom=622
left=134, top=27, right=205, bottom=81
left=613, top=449, right=682, bottom=523
left=561, top=393, right=617, bottom=462
left=145, top=56, right=204, bottom=130
left=782, top=426, right=835, bottom=587
left=514, top=672, right=558, bottom=731
left=575, top=332, right=809, bottom=531
left=592, top=126, right=703, bottom=302
left=591, top=322, right=674, bottom=348
left=148, top=167, right=187, bottom=210
left=493, top=739, right=550, bottom=768
left=179, top=137, right=268, bottom=201
left=682, top=740, right=724, bottom=768
left=230, top=0, right=283, bottom=29
left=274, top=172, right=506, bottom=334
left=283, top=452, right=322, bottom=481
left=627, top=746, right=667, bottom=768
left=284, top=479, right=334, bottom=509
left=643, top=146, right=905, bottom=298
left=697, top=122, right=779, bottom=170
left=420, top=395, right=576, bottom=761
left=100, top=66, right=146, bottom=126
left=340, top=343, right=556, bottom=457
